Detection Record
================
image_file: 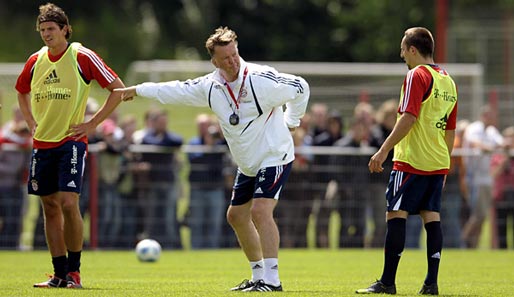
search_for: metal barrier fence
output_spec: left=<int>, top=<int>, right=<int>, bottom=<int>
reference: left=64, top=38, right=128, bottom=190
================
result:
left=1, top=145, right=513, bottom=250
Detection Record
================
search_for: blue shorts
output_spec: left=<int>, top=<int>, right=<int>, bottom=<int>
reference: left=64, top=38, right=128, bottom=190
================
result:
left=230, top=162, right=293, bottom=206
left=28, top=141, right=87, bottom=196
left=385, top=170, right=444, bottom=214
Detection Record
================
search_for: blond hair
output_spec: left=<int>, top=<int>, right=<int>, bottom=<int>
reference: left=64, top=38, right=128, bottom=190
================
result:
left=205, top=26, right=238, bottom=57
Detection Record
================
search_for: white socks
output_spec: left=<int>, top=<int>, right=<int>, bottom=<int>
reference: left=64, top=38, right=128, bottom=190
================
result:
left=249, top=258, right=280, bottom=286
left=263, top=258, right=280, bottom=286
left=250, top=260, right=264, bottom=282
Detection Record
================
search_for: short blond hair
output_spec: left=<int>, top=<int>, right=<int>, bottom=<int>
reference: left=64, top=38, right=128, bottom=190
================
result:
left=205, top=26, right=238, bottom=57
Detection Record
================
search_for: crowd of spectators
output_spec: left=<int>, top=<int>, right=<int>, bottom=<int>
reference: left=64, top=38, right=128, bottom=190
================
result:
left=1, top=101, right=513, bottom=250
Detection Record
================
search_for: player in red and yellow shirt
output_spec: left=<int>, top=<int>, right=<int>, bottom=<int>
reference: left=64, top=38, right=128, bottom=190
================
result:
left=14, top=3, right=128, bottom=289
left=357, top=27, right=458, bottom=295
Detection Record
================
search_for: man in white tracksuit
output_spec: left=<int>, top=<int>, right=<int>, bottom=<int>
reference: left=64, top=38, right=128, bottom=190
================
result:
left=115, top=26, right=310, bottom=292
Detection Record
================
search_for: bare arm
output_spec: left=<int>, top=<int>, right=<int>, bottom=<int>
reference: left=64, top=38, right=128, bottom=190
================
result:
left=368, top=112, right=416, bottom=173
left=444, top=130, right=455, bottom=156
left=17, top=92, right=37, bottom=136
left=114, top=86, right=137, bottom=102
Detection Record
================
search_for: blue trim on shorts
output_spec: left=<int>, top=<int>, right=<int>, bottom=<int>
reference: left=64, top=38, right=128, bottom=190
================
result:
left=230, top=162, right=293, bottom=206
left=385, top=170, right=444, bottom=214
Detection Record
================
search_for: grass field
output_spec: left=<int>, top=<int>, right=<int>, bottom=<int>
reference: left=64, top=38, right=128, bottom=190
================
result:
left=1, top=249, right=513, bottom=296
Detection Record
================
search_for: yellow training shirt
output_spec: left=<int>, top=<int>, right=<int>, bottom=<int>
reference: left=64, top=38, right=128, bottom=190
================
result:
left=30, top=42, right=90, bottom=143
left=393, top=65, right=457, bottom=172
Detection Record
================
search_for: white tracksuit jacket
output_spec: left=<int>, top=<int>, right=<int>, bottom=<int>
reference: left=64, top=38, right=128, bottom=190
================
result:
left=136, top=58, right=310, bottom=176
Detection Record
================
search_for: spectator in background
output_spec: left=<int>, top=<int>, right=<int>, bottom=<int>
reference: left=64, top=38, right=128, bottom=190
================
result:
left=140, top=110, right=183, bottom=248
left=187, top=114, right=227, bottom=249
left=80, top=98, right=100, bottom=218
left=116, top=114, right=140, bottom=248
left=334, top=113, right=379, bottom=248
left=96, top=112, right=125, bottom=247
left=304, top=103, right=329, bottom=145
left=130, top=108, right=156, bottom=240
left=352, top=101, right=389, bottom=248
left=358, top=100, right=422, bottom=248
left=220, top=153, right=238, bottom=248
left=353, top=102, right=375, bottom=130
left=1, top=106, right=29, bottom=145
left=0, top=107, right=32, bottom=149
left=461, top=105, right=503, bottom=248
left=368, top=99, right=398, bottom=248
left=276, top=124, right=312, bottom=248
left=0, top=120, right=31, bottom=248
left=313, top=110, right=345, bottom=147
left=279, top=113, right=313, bottom=247
left=132, top=107, right=160, bottom=145
left=441, top=119, right=470, bottom=248
left=490, top=126, right=514, bottom=249
left=313, top=110, right=344, bottom=248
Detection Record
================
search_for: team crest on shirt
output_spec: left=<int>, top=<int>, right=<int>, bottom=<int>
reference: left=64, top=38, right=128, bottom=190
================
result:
left=240, top=87, right=252, bottom=102
left=31, top=179, right=39, bottom=191
left=240, top=87, right=248, bottom=98
left=258, top=168, right=266, bottom=182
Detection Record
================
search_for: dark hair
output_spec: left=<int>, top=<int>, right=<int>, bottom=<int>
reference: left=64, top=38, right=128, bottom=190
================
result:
left=36, top=3, right=72, bottom=39
left=403, top=27, right=434, bottom=58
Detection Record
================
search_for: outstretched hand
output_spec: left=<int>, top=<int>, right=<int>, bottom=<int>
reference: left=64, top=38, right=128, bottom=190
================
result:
left=113, top=86, right=137, bottom=102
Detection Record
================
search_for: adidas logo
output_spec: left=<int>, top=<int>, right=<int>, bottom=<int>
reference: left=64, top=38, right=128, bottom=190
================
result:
left=252, top=264, right=263, bottom=269
left=431, top=252, right=441, bottom=259
left=67, top=180, right=77, bottom=188
left=255, top=187, right=263, bottom=194
left=44, top=69, right=60, bottom=84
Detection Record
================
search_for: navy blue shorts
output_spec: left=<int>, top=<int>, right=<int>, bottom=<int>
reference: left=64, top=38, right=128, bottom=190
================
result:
left=385, top=170, right=444, bottom=214
left=230, top=162, right=293, bottom=206
left=28, top=141, right=87, bottom=196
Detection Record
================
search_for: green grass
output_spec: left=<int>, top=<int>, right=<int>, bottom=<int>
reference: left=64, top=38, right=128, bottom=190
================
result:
left=1, top=249, right=513, bottom=296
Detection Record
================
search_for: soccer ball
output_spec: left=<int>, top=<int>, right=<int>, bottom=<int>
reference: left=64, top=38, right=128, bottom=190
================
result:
left=135, top=239, right=161, bottom=262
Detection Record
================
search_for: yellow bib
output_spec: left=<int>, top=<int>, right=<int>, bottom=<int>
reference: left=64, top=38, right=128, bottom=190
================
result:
left=30, top=42, right=90, bottom=142
left=393, top=65, right=457, bottom=171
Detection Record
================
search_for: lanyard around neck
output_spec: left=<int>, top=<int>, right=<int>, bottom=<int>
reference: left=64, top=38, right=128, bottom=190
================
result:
left=224, top=67, right=248, bottom=110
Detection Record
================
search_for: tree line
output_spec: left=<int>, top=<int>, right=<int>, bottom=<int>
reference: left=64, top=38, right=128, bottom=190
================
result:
left=0, top=0, right=511, bottom=79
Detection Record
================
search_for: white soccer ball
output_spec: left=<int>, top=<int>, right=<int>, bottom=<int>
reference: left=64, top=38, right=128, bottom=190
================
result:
left=135, top=239, right=161, bottom=262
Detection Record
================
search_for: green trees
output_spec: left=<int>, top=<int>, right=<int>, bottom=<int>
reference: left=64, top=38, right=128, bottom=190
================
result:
left=0, top=0, right=436, bottom=75
left=2, top=0, right=512, bottom=81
